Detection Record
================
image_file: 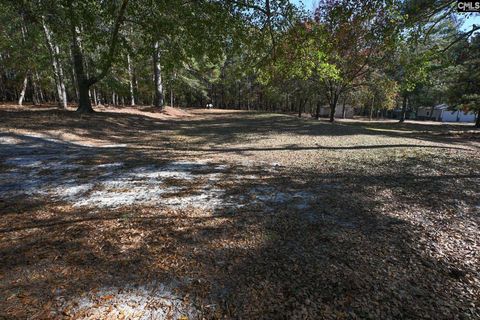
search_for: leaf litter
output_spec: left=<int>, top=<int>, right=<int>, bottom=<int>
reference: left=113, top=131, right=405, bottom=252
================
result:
left=0, top=105, right=479, bottom=319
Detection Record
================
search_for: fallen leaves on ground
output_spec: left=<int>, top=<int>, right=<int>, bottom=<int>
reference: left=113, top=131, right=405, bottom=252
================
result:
left=0, top=105, right=479, bottom=319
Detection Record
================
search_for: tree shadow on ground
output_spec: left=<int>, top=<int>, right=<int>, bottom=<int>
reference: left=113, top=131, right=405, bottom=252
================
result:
left=1, top=108, right=478, bottom=152
left=0, top=134, right=478, bottom=318
left=205, top=158, right=480, bottom=318
left=0, top=107, right=479, bottom=318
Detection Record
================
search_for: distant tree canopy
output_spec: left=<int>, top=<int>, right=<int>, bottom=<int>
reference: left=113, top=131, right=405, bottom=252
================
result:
left=0, top=0, right=478, bottom=125
left=446, top=34, right=480, bottom=127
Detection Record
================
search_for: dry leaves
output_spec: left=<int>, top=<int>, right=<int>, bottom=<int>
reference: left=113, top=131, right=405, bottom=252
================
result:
left=0, top=105, right=479, bottom=319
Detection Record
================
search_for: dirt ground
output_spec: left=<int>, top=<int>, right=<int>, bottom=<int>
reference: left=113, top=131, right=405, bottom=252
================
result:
left=1, top=104, right=479, bottom=319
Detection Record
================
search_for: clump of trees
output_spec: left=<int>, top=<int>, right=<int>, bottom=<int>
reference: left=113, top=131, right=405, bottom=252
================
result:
left=0, top=0, right=478, bottom=126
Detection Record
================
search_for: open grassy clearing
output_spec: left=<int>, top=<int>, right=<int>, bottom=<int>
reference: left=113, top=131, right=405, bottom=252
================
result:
left=0, top=105, right=479, bottom=319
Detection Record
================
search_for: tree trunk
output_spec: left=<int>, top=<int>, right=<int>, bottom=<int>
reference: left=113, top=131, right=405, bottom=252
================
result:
left=42, top=18, right=67, bottom=108
left=31, top=72, right=41, bottom=104
left=247, top=80, right=251, bottom=111
left=221, top=86, right=225, bottom=109
left=369, top=95, right=375, bottom=121
left=71, top=24, right=94, bottom=113
left=237, top=82, right=241, bottom=109
left=342, top=97, right=347, bottom=119
left=92, top=88, right=98, bottom=106
left=399, top=94, right=408, bottom=123
left=127, top=53, right=135, bottom=106
left=153, top=41, right=164, bottom=109
left=18, top=75, right=28, bottom=105
left=0, top=59, right=6, bottom=101
left=77, top=79, right=92, bottom=112
left=134, top=73, right=140, bottom=104
left=18, top=18, right=31, bottom=106
left=69, top=0, right=129, bottom=113
left=298, top=98, right=307, bottom=118
left=35, top=72, right=45, bottom=103
left=315, top=101, right=321, bottom=120
left=329, top=94, right=339, bottom=122
left=69, top=49, right=79, bottom=102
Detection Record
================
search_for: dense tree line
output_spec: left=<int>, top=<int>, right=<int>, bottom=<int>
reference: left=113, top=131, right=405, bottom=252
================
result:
left=0, top=0, right=478, bottom=126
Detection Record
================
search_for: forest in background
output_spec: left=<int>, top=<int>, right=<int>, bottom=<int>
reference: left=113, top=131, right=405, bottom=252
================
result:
left=0, top=0, right=479, bottom=125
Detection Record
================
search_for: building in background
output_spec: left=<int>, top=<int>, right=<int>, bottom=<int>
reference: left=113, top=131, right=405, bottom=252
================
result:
left=417, top=104, right=476, bottom=123
left=317, top=105, right=355, bottom=118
